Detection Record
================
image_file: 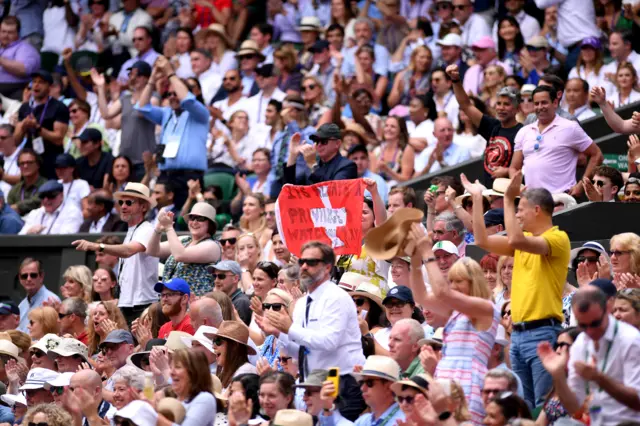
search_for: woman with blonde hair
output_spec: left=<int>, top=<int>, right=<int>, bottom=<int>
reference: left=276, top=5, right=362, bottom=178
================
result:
left=209, top=110, right=255, bottom=169
left=87, top=301, right=129, bottom=355
left=236, top=233, right=264, bottom=293
left=447, top=379, right=473, bottom=424
left=480, top=65, right=506, bottom=114
left=407, top=225, right=499, bottom=425
left=206, top=291, right=235, bottom=321
left=370, top=116, right=415, bottom=183
left=607, top=61, right=640, bottom=108
left=239, top=194, right=271, bottom=248
left=61, top=265, right=93, bottom=302
left=614, top=289, right=640, bottom=329
left=28, top=307, right=59, bottom=340
left=22, top=403, right=73, bottom=426
left=301, top=76, right=329, bottom=128
left=389, top=45, right=433, bottom=108
left=610, top=232, right=640, bottom=287
left=494, top=256, right=514, bottom=309
left=257, top=288, right=292, bottom=367
left=274, top=45, right=303, bottom=94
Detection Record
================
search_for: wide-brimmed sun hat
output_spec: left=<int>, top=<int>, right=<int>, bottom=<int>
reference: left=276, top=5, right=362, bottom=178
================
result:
left=114, top=182, right=157, bottom=208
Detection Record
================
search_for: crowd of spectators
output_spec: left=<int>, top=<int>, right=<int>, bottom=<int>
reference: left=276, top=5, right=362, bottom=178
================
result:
left=0, top=0, right=640, bottom=425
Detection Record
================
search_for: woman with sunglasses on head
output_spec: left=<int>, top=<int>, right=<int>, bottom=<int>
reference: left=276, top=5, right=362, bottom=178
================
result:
left=210, top=321, right=258, bottom=391
left=536, top=327, right=581, bottom=426
left=484, top=392, right=531, bottom=426
left=87, top=300, right=129, bottom=356
left=408, top=224, right=499, bottom=425
left=146, top=202, right=222, bottom=296
left=623, top=173, right=640, bottom=203
left=610, top=232, right=640, bottom=288
left=614, top=289, right=640, bottom=329
left=257, top=289, right=293, bottom=369
left=92, top=267, right=118, bottom=303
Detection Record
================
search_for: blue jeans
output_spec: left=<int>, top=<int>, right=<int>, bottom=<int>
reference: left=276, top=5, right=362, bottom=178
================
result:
left=510, top=324, right=561, bottom=408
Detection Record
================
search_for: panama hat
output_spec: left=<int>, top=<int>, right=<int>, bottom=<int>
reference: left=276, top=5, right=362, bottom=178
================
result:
left=0, top=340, right=19, bottom=360
left=364, top=208, right=424, bottom=260
left=348, top=282, right=383, bottom=309
left=353, top=355, right=401, bottom=382
left=338, top=271, right=370, bottom=291
left=203, top=321, right=257, bottom=355
left=569, top=241, right=609, bottom=268
left=235, top=40, right=266, bottom=62
left=297, top=16, right=323, bottom=33
left=418, top=327, right=444, bottom=349
left=211, top=374, right=227, bottom=401
left=185, top=202, right=217, bottom=223
left=206, top=23, right=232, bottom=48
left=114, top=182, right=157, bottom=208
left=157, top=397, right=186, bottom=424
left=273, top=409, right=313, bottom=426
left=390, top=373, right=432, bottom=395
left=482, top=178, right=524, bottom=198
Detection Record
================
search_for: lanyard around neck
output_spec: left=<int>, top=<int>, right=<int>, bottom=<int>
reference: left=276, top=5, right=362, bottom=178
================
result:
left=584, top=319, right=618, bottom=395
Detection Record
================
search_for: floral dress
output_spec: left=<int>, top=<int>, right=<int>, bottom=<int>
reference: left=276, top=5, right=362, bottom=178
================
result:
left=435, top=306, right=500, bottom=426
left=544, top=395, right=570, bottom=424
left=162, top=237, right=221, bottom=296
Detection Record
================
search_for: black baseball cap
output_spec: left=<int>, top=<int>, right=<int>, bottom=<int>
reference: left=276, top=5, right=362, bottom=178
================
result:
left=347, top=144, right=368, bottom=157
left=55, top=153, right=76, bottom=169
left=255, top=64, right=275, bottom=77
left=484, top=209, right=505, bottom=227
left=309, top=40, right=330, bottom=53
left=0, top=302, right=19, bottom=316
left=382, top=285, right=415, bottom=305
left=310, top=123, right=342, bottom=142
left=127, top=61, right=152, bottom=78
left=31, top=70, right=54, bottom=85
left=78, top=128, right=102, bottom=144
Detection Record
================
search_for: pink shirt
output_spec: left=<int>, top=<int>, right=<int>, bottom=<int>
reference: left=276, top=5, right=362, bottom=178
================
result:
left=514, top=115, right=593, bottom=193
left=462, top=59, right=513, bottom=96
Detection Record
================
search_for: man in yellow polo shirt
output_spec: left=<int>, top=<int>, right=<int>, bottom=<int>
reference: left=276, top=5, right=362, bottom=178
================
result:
left=463, top=171, right=570, bottom=408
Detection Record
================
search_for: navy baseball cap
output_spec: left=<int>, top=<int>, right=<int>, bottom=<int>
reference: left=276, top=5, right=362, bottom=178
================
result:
left=309, top=39, right=330, bottom=53
left=127, top=61, right=152, bottom=78
left=0, top=301, right=19, bottom=316
left=55, top=153, right=76, bottom=169
left=38, top=180, right=63, bottom=195
left=100, top=330, right=134, bottom=348
left=78, top=128, right=102, bottom=144
left=589, top=279, right=617, bottom=299
left=31, top=70, right=54, bottom=84
left=255, top=64, right=274, bottom=78
left=484, top=208, right=505, bottom=227
left=154, top=278, right=191, bottom=296
left=382, top=285, right=415, bottom=305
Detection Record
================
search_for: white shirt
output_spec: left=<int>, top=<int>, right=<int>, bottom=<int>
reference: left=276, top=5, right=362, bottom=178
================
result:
left=453, top=132, right=487, bottom=158
left=213, top=96, right=249, bottom=120
left=434, top=91, right=460, bottom=129
left=89, top=213, right=111, bottom=233
left=199, top=68, right=223, bottom=106
left=42, top=5, right=79, bottom=55
left=569, top=105, right=597, bottom=122
left=568, top=316, right=640, bottom=426
left=460, top=14, right=492, bottom=48
left=117, top=221, right=159, bottom=307
left=108, top=8, right=153, bottom=57
left=0, top=146, right=23, bottom=201
left=568, top=66, right=608, bottom=95
left=19, top=202, right=83, bottom=235
left=280, top=280, right=366, bottom=374
left=60, top=179, right=91, bottom=211
left=607, top=88, right=640, bottom=109
left=245, top=88, right=286, bottom=125
left=407, top=119, right=436, bottom=150
left=209, top=51, right=238, bottom=77
left=534, top=0, right=599, bottom=48
left=492, top=10, right=541, bottom=43
left=207, top=129, right=266, bottom=167
left=175, top=52, right=195, bottom=79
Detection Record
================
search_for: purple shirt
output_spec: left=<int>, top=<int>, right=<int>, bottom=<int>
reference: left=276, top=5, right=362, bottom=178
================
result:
left=514, top=114, right=593, bottom=193
left=0, top=40, right=41, bottom=84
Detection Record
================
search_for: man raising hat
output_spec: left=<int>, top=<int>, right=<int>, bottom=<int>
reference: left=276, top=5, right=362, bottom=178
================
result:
left=73, top=182, right=159, bottom=325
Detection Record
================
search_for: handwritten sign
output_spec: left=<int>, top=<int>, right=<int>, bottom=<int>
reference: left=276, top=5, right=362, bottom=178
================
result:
left=275, top=179, right=366, bottom=256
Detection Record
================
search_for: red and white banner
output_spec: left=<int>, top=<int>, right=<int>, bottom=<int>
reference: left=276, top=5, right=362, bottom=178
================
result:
left=275, top=179, right=366, bottom=257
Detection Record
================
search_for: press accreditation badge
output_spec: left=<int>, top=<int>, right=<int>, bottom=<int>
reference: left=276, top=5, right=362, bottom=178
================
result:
left=32, top=137, right=45, bottom=155
left=163, top=135, right=180, bottom=159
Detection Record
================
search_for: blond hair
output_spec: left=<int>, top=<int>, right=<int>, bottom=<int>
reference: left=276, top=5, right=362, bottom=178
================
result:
left=610, top=232, right=640, bottom=275
left=63, top=265, right=93, bottom=303
left=448, top=257, right=492, bottom=301
left=28, top=307, right=59, bottom=336
left=266, top=288, right=293, bottom=307
left=87, top=301, right=129, bottom=355
left=493, top=256, right=513, bottom=297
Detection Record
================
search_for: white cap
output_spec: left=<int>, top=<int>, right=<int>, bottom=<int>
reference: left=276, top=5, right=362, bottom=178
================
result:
left=437, top=33, right=462, bottom=47
left=115, top=401, right=159, bottom=426
left=431, top=241, right=459, bottom=256
left=520, top=84, right=536, bottom=94
left=19, top=368, right=59, bottom=391
left=495, top=325, right=509, bottom=346
left=181, top=325, right=217, bottom=354
left=1, top=393, right=26, bottom=407
left=29, top=333, right=62, bottom=355
left=46, top=371, right=74, bottom=388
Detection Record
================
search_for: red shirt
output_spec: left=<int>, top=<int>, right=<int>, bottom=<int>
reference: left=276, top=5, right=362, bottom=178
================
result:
left=195, top=0, right=232, bottom=28
left=76, top=330, right=89, bottom=346
left=158, top=314, right=195, bottom=339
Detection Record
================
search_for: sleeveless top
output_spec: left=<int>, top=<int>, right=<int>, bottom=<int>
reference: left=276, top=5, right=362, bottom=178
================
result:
left=373, top=143, right=404, bottom=181
left=162, top=236, right=221, bottom=296
left=401, top=70, right=431, bottom=106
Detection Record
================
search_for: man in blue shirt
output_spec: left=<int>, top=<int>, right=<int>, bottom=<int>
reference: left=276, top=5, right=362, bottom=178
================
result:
left=17, top=257, right=60, bottom=332
left=415, top=117, right=471, bottom=176
left=0, top=189, right=23, bottom=234
left=347, top=144, right=388, bottom=204
left=136, top=56, right=210, bottom=211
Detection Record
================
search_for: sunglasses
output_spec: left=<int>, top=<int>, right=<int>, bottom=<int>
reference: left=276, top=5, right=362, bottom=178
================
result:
left=29, top=423, right=49, bottom=426
left=58, top=312, right=71, bottom=319
left=304, top=389, right=320, bottom=397
left=314, top=138, right=336, bottom=146
left=50, top=386, right=64, bottom=395
left=302, top=84, right=317, bottom=92
left=212, top=337, right=226, bottom=346
left=220, top=238, right=237, bottom=246
left=214, top=273, right=227, bottom=280
left=592, top=179, right=605, bottom=188
left=577, top=314, right=605, bottom=330
left=263, top=302, right=285, bottom=311
left=188, top=216, right=208, bottom=223
left=576, top=256, right=598, bottom=264
left=239, top=55, right=257, bottom=60
left=554, top=341, right=571, bottom=351
left=279, top=356, right=292, bottom=364
left=358, top=379, right=380, bottom=388
left=223, top=77, right=238, bottom=81
left=31, top=349, right=47, bottom=358
left=452, top=4, right=467, bottom=10
left=40, top=191, right=61, bottom=200
left=353, top=298, right=367, bottom=306
left=610, top=250, right=630, bottom=257
left=436, top=2, right=452, bottom=9
left=20, top=272, right=39, bottom=280
left=384, top=300, right=408, bottom=309
left=526, top=46, right=545, bottom=52
left=502, top=310, right=511, bottom=317
left=117, top=199, right=137, bottom=207
left=167, top=91, right=177, bottom=97
left=396, top=395, right=416, bottom=404
left=298, top=258, right=323, bottom=267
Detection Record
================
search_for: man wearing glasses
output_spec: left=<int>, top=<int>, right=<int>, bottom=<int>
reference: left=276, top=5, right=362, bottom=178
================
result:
left=19, top=180, right=83, bottom=235
left=116, top=26, right=159, bottom=86
left=257, top=241, right=366, bottom=421
left=284, top=123, right=357, bottom=186
left=73, top=182, right=158, bottom=325
left=154, top=278, right=195, bottom=338
left=17, top=258, right=60, bottom=333
left=208, top=260, right=252, bottom=325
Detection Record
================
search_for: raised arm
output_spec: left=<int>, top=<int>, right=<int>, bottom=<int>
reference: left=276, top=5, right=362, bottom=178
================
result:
left=363, top=178, right=387, bottom=226
left=91, top=69, right=122, bottom=120
left=62, top=49, right=87, bottom=101
left=591, top=86, right=640, bottom=134
left=446, top=64, right=483, bottom=128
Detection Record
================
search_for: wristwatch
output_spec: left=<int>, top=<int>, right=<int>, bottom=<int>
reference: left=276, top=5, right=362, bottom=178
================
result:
left=98, top=243, right=105, bottom=252
left=323, top=404, right=336, bottom=414
left=438, top=411, right=452, bottom=421
left=424, top=256, right=437, bottom=263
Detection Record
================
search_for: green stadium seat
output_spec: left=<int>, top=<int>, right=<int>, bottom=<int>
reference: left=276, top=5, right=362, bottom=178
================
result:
left=204, top=172, right=237, bottom=200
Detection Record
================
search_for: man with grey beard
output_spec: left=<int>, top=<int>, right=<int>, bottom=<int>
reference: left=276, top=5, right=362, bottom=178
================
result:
left=256, top=241, right=366, bottom=421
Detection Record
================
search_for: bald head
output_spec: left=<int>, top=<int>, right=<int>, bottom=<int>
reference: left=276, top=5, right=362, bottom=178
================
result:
left=191, top=298, right=223, bottom=329
left=433, top=117, right=454, bottom=146
left=71, top=369, right=103, bottom=398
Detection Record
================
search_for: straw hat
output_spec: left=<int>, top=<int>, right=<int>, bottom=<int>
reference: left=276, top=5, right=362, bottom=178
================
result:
left=185, top=202, right=216, bottom=223
left=342, top=122, right=368, bottom=143
left=273, top=409, right=313, bottom=426
left=0, top=340, right=19, bottom=360
left=364, top=208, right=424, bottom=260
left=348, top=282, right=383, bottom=309
left=206, top=23, right=232, bottom=48
left=114, top=182, right=157, bottom=208
left=211, top=374, right=227, bottom=401
left=157, top=397, right=186, bottom=424
left=390, top=373, right=432, bottom=395
left=482, top=178, right=524, bottom=198
left=235, top=40, right=266, bottom=62
left=338, top=271, right=370, bottom=291
left=353, top=355, right=401, bottom=382
left=297, top=16, right=323, bottom=33
left=203, top=321, right=257, bottom=355
left=165, top=331, right=190, bottom=351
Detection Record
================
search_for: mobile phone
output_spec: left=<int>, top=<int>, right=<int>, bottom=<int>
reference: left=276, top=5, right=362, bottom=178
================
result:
left=360, top=309, right=368, bottom=320
left=327, top=367, right=340, bottom=398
